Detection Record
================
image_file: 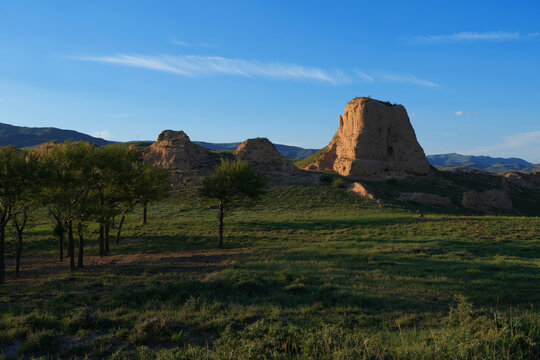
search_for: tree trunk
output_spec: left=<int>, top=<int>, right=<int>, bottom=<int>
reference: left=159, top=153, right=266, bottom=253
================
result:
left=15, top=228, right=23, bottom=279
left=77, top=223, right=84, bottom=268
left=66, top=221, right=72, bottom=258
left=99, top=224, right=105, bottom=256
left=105, top=225, right=110, bottom=253
left=68, top=221, right=75, bottom=271
left=218, top=201, right=224, bottom=249
left=115, top=215, right=125, bottom=245
left=56, top=219, right=64, bottom=262
left=142, top=204, right=147, bottom=225
left=0, top=220, right=5, bottom=285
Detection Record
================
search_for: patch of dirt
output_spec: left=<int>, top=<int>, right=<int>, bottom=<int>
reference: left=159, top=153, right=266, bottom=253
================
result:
left=1, top=339, right=23, bottom=359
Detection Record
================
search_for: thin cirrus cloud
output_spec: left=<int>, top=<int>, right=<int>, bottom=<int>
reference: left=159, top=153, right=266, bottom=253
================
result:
left=73, top=54, right=349, bottom=84
left=356, top=70, right=439, bottom=87
left=455, top=111, right=478, bottom=116
left=355, top=70, right=375, bottom=83
left=404, top=31, right=539, bottom=44
left=72, top=54, right=438, bottom=87
left=170, top=38, right=213, bottom=47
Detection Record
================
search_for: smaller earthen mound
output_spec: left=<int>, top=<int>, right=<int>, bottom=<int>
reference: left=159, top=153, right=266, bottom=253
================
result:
left=398, top=192, right=452, bottom=207
left=461, top=190, right=512, bottom=212
left=233, top=138, right=297, bottom=173
left=349, top=182, right=376, bottom=200
left=143, top=130, right=211, bottom=170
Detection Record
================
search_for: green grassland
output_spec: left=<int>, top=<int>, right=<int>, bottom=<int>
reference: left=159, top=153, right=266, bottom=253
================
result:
left=0, top=184, right=539, bottom=359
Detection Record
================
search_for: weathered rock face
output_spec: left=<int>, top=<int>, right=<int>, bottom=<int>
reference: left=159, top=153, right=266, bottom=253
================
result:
left=348, top=182, right=376, bottom=200
left=398, top=192, right=452, bottom=207
left=142, top=132, right=303, bottom=183
left=461, top=190, right=513, bottom=212
left=233, top=137, right=297, bottom=173
left=143, top=130, right=211, bottom=170
left=307, top=97, right=430, bottom=178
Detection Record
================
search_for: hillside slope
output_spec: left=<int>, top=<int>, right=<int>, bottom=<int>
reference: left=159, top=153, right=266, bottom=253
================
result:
left=427, top=153, right=540, bottom=173
left=0, top=122, right=114, bottom=147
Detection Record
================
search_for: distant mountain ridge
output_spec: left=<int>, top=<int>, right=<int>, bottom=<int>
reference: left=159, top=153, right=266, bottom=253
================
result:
left=427, top=153, right=540, bottom=173
left=0, top=122, right=114, bottom=147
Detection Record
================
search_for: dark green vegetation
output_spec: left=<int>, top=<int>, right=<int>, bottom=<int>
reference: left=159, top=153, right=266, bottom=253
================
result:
left=293, top=146, right=329, bottom=168
left=200, top=159, right=266, bottom=249
left=427, top=153, right=540, bottom=174
left=0, top=179, right=538, bottom=359
left=0, top=123, right=114, bottom=148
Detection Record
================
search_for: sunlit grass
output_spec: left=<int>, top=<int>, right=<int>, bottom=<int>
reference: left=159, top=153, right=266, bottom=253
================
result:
left=0, top=184, right=538, bottom=359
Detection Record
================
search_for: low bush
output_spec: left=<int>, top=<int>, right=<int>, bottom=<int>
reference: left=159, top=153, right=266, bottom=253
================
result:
left=319, top=173, right=333, bottom=184
left=332, top=178, right=346, bottom=189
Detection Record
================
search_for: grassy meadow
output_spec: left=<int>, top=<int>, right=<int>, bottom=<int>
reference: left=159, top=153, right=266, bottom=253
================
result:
left=0, top=184, right=539, bottom=359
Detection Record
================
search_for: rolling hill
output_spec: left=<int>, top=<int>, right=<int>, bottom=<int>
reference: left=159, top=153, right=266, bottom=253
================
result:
left=427, top=153, right=540, bottom=173
left=0, top=122, right=114, bottom=147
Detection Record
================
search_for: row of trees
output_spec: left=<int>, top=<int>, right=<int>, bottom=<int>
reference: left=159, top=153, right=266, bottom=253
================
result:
left=0, top=142, right=169, bottom=285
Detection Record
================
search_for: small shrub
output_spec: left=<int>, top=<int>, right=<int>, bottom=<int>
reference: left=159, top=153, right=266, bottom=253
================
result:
left=21, top=329, right=59, bottom=353
left=171, top=330, right=188, bottom=344
left=109, top=349, right=129, bottom=360
left=115, top=328, right=130, bottom=339
left=92, top=335, right=114, bottom=356
left=129, top=317, right=171, bottom=345
left=319, top=173, right=333, bottom=184
left=66, top=305, right=104, bottom=331
left=136, top=346, right=155, bottom=360
left=332, top=178, right=346, bottom=189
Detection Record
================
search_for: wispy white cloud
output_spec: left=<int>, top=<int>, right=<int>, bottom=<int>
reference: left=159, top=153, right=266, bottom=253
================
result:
left=170, top=38, right=213, bottom=47
left=73, top=54, right=349, bottom=84
left=462, top=131, right=540, bottom=163
left=92, top=130, right=111, bottom=139
left=354, top=70, right=439, bottom=87
left=455, top=110, right=478, bottom=116
left=375, top=71, right=439, bottom=87
left=0, top=98, right=5, bottom=102
left=105, top=113, right=134, bottom=118
left=404, top=31, right=539, bottom=44
left=376, top=72, right=439, bottom=87
left=355, top=70, right=374, bottom=83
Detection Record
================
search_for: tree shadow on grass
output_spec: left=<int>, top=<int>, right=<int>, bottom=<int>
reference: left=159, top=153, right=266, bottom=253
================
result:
left=234, top=216, right=418, bottom=232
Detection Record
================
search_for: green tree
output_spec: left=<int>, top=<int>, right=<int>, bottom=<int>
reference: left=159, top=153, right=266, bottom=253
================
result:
left=0, top=147, right=38, bottom=284
left=131, top=162, right=169, bottom=226
left=11, top=151, right=44, bottom=278
left=40, top=142, right=96, bottom=270
left=200, top=159, right=265, bottom=249
left=93, top=145, right=140, bottom=254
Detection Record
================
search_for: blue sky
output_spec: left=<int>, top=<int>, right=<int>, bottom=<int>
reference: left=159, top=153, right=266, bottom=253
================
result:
left=1, top=1, right=539, bottom=162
